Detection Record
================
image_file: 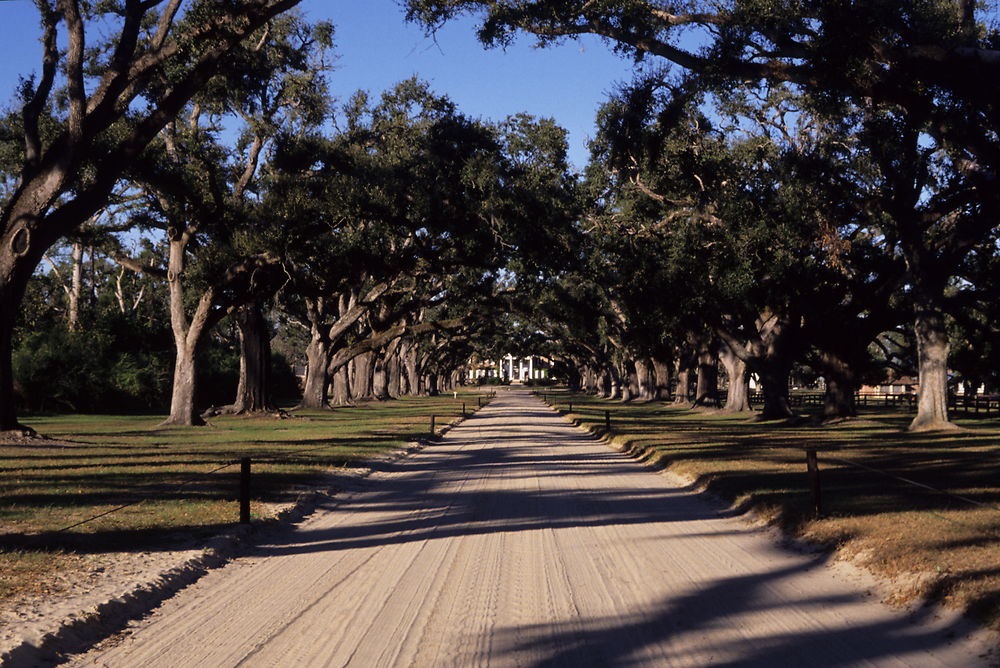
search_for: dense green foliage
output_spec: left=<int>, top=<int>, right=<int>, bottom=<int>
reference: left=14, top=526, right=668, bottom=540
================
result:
left=3, top=1, right=1000, bottom=431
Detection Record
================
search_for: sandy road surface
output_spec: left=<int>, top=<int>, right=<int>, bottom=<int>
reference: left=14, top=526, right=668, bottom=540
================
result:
left=71, top=390, right=993, bottom=667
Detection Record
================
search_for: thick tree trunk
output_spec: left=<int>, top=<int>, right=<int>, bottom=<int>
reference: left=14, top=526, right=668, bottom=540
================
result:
left=595, top=369, right=609, bottom=397
left=749, top=310, right=798, bottom=420
left=652, top=357, right=671, bottom=401
left=673, top=360, right=692, bottom=405
left=162, top=238, right=215, bottom=427
left=719, top=343, right=751, bottom=412
left=0, top=225, right=48, bottom=433
left=757, top=362, right=793, bottom=419
left=388, top=344, right=403, bottom=398
left=909, top=305, right=955, bottom=431
left=403, top=340, right=420, bottom=396
left=330, top=366, right=352, bottom=406
left=607, top=365, right=622, bottom=399
left=628, top=359, right=642, bottom=400
left=0, top=302, right=33, bottom=435
left=165, top=345, right=204, bottom=426
left=352, top=351, right=374, bottom=400
left=225, top=302, right=274, bottom=414
left=382, top=338, right=402, bottom=399
left=373, top=353, right=391, bottom=400
left=564, top=364, right=580, bottom=391
left=817, top=349, right=858, bottom=419
left=299, top=331, right=330, bottom=409
left=694, top=341, right=720, bottom=407
left=634, top=358, right=655, bottom=401
left=0, top=0, right=308, bottom=433
left=619, top=360, right=636, bottom=402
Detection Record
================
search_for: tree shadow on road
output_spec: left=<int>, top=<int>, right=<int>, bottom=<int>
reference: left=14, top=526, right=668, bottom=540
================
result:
left=243, top=409, right=995, bottom=665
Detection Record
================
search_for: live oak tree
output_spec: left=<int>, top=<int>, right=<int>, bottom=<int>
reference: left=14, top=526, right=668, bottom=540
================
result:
left=403, top=0, right=1000, bottom=429
left=269, top=80, right=502, bottom=406
left=0, top=0, right=308, bottom=435
left=273, top=80, right=578, bottom=406
left=572, top=77, right=900, bottom=420
left=116, top=11, right=331, bottom=425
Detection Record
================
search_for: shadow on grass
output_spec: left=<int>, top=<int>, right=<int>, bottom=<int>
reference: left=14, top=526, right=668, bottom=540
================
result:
left=0, top=522, right=237, bottom=554
left=236, top=396, right=988, bottom=665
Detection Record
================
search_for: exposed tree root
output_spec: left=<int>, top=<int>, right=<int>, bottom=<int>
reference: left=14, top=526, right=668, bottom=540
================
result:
left=906, top=419, right=963, bottom=433
left=0, top=424, right=40, bottom=441
left=200, top=406, right=292, bottom=420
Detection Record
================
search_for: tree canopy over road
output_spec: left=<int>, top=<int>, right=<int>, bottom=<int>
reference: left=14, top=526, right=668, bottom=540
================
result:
left=2, top=0, right=999, bottom=433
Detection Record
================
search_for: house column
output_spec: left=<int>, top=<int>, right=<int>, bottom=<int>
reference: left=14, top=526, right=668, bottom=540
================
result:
left=529, top=356, right=534, bottom=379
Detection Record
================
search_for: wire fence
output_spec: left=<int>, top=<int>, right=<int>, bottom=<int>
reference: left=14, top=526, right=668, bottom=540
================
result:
left=747, top=391, right=1000, bottom=416
left=534, top=392, right=1000, bottom=524
left=41, top=396, right=495, bottom=537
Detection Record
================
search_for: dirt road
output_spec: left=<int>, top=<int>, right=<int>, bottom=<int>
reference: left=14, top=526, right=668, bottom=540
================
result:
left=72, top=390, right=992, bottom=667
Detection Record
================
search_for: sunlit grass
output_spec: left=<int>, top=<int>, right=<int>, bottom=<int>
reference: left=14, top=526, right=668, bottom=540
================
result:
left=0, top=392, right=487, bottom=606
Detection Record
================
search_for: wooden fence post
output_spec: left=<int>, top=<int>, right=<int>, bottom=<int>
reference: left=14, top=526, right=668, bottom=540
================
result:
left=806, top=449, right=822, bottom=517
left=462, top=402, right=466, bottom=417
left=430, top=415, right=436, bottom=438
left=605, top=410, right=611, bottom=433
left=239, top=458, right=251, bottom=524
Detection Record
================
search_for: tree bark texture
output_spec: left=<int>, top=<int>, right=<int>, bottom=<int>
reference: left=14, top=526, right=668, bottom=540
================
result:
left=694, top=340, right=720, bottom=407
left=387, top=341, right=403, bottom=398
left=162, top=237, right=214, bottom=426
left=909, top=305, right=954, bottom=430
left=330, top=366, right=352, bottom=406
left=67, top=242, right=83, bottom=331
left=716, top=310, right=798, bottom=419
left=757, top=363, right=793, bottom=420
left=651, top=357, right=671, bottom=401
left=619, top=359, right=635, bottom=402
left=373, top=353, right=391, bottom=400
left=816, top=349, right=858, bottom=419
left=300, top=328, right=330, bottom=409
left=602, top=363, right=621, bottom=399
left=425, top=372, right=439, bottom=396
left=0, top=303, right=30, bottom=434
left=166, top=345, right=203, bottom=426
left=673, top=360, right=692, bottom=405
left=351, top=351, right=374, bottom=400
left=719, top=343, right=751, bottom=412
left=227, top=302, right=274, bottom=414
left=634, top=358, right=655, bottom=401
left=404, top=340, right=420, bottom=396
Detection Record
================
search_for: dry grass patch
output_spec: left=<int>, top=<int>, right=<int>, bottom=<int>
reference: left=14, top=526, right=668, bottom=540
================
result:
left=0, top=393, right=484, bottom=608
left=548, top=391, right=1000, bottom=629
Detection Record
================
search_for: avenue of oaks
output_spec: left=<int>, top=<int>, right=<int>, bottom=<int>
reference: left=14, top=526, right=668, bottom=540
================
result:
left=3, top=1, right=999, bottom=433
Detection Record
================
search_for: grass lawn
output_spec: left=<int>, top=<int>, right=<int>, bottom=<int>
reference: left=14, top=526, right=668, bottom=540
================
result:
left=540, top=390, right=1000, bottom=629
left=0, top=392, right=488, bottom=607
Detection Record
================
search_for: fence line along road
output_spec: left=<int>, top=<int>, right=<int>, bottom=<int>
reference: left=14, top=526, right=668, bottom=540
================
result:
left=68, top=389, right=994, bottom=667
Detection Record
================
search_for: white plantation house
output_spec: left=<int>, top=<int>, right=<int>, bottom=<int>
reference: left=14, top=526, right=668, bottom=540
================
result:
left=467, top=354, right=551, bottom=383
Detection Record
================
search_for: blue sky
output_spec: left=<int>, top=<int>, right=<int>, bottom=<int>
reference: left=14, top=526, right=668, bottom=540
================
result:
left=0, top=0, right=641, bottom=170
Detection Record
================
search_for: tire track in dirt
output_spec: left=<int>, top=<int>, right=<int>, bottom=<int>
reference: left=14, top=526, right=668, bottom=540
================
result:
left=70, top=390, right=994, bottom=667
